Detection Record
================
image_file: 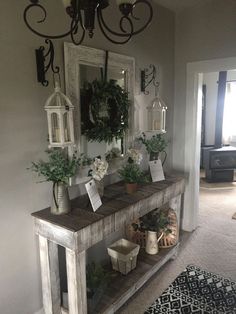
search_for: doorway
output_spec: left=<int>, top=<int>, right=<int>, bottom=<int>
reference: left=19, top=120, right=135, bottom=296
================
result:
left=182, top=57, right=236, bottom=231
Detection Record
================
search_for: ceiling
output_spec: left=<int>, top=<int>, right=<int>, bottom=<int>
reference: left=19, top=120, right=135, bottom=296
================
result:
left=154, top=0, right=208, bottom=12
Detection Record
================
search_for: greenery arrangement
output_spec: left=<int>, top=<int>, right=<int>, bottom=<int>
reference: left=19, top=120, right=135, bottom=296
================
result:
left=78, top=153, right=93, bottom=167
left=29, top=149, right=80, bottom=184
left=105, top=147, right=121, bottom=162
left=118, top=148, right=148, bottom=184
left=132, top=210, right=171, bottom=234
left=118, top=163, right=146, bottom=184
left=86, top=262, right=111, bottom=298
left=81, top=79, right=130, bottom=143
left=138, top=132, right=168, bottom=154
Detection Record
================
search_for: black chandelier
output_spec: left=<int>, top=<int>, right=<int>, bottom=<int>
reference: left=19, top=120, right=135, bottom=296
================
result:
left=23, top=0, right=153, bottom=45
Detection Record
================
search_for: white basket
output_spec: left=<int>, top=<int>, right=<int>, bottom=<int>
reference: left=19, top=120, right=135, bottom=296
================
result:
left=107, top=239, right=140, bottom=275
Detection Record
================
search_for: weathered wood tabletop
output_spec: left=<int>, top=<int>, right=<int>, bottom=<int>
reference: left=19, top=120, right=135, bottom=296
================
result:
left=32, top=175, right=184, bottom=234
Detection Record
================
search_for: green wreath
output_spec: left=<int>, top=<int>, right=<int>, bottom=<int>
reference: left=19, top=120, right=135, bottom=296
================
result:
left=80, top=79, right=130, bottom=143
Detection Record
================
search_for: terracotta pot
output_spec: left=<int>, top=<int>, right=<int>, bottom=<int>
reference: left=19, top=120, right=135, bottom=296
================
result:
left=126, top=183, right=138, bottom=194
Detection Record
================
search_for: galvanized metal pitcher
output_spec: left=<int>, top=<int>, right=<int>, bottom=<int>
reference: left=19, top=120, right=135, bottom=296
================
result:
left=51, top=182, right=71, bottom=215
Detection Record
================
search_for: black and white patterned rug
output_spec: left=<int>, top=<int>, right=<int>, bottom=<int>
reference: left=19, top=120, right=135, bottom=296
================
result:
left=145, top=265, right=236, bottom=314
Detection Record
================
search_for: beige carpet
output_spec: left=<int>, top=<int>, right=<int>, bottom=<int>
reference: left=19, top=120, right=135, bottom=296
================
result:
left=118, top=186, right=236, bottom=313
left=200, top=177, right=236, bottom=189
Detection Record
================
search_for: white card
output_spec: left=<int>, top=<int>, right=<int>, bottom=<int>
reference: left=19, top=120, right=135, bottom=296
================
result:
left=149, top=159, right=165, bottom=182
left=85, top=179, right=102, bottom=212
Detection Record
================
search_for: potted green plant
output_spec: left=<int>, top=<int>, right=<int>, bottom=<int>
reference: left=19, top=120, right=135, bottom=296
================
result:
left=138, top=132, right=168, bottom=163
left=118, top=149, right=147, bottom=194
left=86, top=262, right=112, bottom=312
left=29, top=149, right=80, bottom=215
left=132, top=210, right=171, bottom=255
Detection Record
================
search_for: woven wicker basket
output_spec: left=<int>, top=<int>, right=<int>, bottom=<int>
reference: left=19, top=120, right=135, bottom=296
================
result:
left=127, top=208, right=179, bottom=249
left=131, top=230, right=146, bottom=248
left=159, top=208, right=179, bottom=248
left=126, top=221, right=146, bottom=248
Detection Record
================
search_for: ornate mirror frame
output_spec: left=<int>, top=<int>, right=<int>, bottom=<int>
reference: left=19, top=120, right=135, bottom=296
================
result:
left=64, top=43, right=135, bottom=155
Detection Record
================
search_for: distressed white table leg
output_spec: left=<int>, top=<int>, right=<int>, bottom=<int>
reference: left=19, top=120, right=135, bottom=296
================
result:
left=38, top=235, right=62, bottom=314
left=66, top=249, right=87, bottom=314
left=169, top=195, right=182, bottom=226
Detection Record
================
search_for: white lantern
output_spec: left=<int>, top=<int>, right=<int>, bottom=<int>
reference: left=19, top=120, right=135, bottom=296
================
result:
left=147, top=91, right=167, bottom=133
left=45, top=81, right=75, bottom=148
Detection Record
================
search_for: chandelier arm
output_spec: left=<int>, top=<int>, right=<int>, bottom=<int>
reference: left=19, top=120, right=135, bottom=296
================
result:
left=70, top=12, right=86, bottom=45
left=23, top=3, right=78, bottom=40
left=129, top=0, right=153, bottom=35
left=98, top=8, right=131, bottom=38
left=97, top=11, right=133, bottom=44
left=98, top=0, right=153, bottom=38
left=119, top=16, right=133, bottom=34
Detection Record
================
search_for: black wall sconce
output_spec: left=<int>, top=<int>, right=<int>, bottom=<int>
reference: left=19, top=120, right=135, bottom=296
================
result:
left=35, top=39, right=60, bottom=86
left=140, top=64, right=159, bottom=94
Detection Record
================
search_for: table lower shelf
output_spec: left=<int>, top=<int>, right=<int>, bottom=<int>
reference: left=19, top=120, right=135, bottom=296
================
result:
left=62, top=244, right=178, bottom=314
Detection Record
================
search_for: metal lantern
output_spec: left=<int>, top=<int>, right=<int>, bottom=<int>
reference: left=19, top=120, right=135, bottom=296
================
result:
left=147, top=91, right=167, bottom=133
left=45, top=81, right=75, bottom=148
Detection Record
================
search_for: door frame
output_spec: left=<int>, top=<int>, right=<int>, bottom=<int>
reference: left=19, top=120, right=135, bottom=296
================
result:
left=183, top=57, right=236, bottom=231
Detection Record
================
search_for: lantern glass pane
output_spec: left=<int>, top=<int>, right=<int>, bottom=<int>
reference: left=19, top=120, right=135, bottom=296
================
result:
left=152, top=110, right=162, bottom=130
left=51, top=113, right=60, bottom=143
left=51, top=94, right=67, bottom=107
left=147, top=95, right=167, bottom=131
left=63, top=112, right=71, bottom=142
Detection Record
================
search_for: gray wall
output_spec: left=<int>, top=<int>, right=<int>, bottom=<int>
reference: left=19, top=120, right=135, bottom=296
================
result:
left=173, top=0, right=236, bottom=171
left=0, top=1, right=175, bottom=314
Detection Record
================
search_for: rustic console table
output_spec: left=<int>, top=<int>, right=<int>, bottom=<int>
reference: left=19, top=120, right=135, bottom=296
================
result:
left=32, top=175, right=185, bottom=314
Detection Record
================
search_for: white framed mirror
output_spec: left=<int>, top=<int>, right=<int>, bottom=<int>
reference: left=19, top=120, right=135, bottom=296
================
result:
left=64, top=43, right=135, bottom=161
